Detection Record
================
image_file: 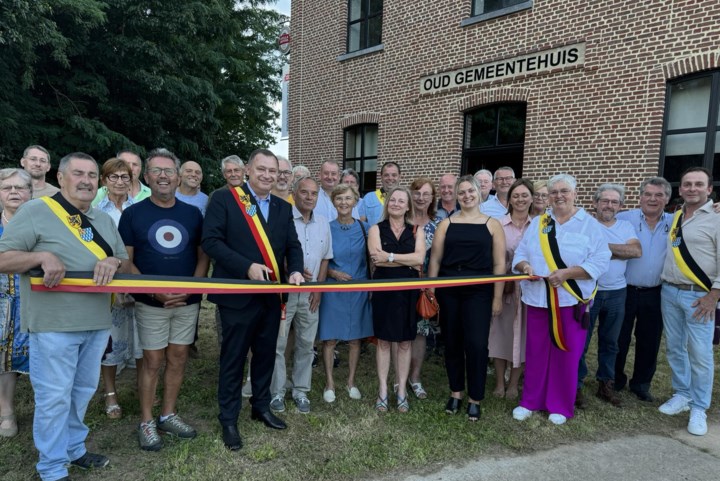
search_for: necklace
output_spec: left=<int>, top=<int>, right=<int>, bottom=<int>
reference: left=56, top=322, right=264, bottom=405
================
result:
left=1, top=210, right=10, bottom=224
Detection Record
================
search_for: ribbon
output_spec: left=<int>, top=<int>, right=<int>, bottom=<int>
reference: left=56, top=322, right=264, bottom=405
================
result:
left=29, top=271, right=534, bottom=294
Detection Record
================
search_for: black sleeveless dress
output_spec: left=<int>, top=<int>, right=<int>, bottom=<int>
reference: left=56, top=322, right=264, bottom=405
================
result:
left=371, top=220, right=419, bottom=342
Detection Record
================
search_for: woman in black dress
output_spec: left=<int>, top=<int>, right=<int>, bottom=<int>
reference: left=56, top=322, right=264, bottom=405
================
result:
left=428, top=175, right=506, bottom=421
left=368, top=186, right=425, bottom=413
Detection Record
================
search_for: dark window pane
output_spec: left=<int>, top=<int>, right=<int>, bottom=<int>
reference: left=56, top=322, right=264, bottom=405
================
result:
left=369, top=0, right=383, bottom=16
left=345, top=160, right=361, bottom=172
left=467, top=108, right=497, bottom=148
left=349, top=0, right=362, bottom=21
left=498, top=104, right=527, bottom=144
left=362, top=170, right=377, bottom=191
left=368, top=16, right=382, bottom=47
left=713, top=133, right=720, bottom=180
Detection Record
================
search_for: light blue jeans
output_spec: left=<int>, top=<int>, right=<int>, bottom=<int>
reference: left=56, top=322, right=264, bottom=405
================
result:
left=29, top=329, right=110, bottom=481
left=661, top=284, right=715, bottom=411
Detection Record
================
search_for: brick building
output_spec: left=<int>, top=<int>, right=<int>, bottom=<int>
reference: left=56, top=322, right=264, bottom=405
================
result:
left=287, top=0, right=720, bottom=205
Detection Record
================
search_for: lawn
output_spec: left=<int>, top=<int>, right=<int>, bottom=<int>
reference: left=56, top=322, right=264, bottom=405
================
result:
left=1, top=301, right=718, bottom=481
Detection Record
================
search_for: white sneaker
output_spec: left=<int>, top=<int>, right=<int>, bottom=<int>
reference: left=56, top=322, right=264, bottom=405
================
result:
left=687, top=408, right=707, bottom=436
left=512, top=406, right=533, bottom=421
left=323, top=389, right=336, bottom=403
left=347, top=386, right=362, bottom=400
left=548, top=413, right=567, bottom=425
left=659, top=394, right=691, bottom=415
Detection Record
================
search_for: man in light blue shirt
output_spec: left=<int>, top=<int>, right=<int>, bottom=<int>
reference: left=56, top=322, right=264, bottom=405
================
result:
left=175, top=161, right=208, bottom=216
left=359, top=162, right=401, bottom=225
left=614, top=177, right=673, bottom=402
left=578, top=184, right=641, bottom=408
left=480, top=166, right=514, bottom=219
left=313, top=160, right=340, bottom=221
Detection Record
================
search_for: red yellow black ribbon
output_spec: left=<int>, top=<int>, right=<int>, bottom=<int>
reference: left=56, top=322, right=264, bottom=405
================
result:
left=669, top=210, right=711, bottom=292
left=543, top=279, right=567, bottom=351
left=29, top=272, right=534, bottom=294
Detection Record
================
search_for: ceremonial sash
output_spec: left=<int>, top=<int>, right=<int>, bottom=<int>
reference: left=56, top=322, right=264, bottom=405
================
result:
left=374, top=189, right=385, bottom=205
left=669, top=210, right=711, bottom=292
left=230, top=186, right=281, bottom=282
left=40, top=194, right=113, bottom=261
left=538, top=213, right=597, bottom=351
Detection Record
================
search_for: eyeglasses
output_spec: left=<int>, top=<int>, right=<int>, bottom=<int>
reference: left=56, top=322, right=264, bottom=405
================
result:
left=223, top=168, right=244, bottom=175
left=25, top=156, right=49, bottom=164
left=106, top=174, right=131, bottom=183
left=412, top=192, right=432, bottom=199
left=278, top=170, right=293, bottom=177
left=147, top=167, right=177, bottom=177
left=533, top=193, right=548, bottom=199
left=597, top=199, right=620, bottom=206
left=495, top=176, right=515, bottom=183
left=0, top=185, right=30, bottom=193
left=549, top=189, right=573, bottom=197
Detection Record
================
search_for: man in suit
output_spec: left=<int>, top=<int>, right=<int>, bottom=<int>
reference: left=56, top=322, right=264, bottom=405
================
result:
left=202, top=148, right=304, bottom=451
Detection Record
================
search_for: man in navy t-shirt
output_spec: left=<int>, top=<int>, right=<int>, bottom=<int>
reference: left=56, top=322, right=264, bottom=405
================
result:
left=118, top=148, right=209, bottom=451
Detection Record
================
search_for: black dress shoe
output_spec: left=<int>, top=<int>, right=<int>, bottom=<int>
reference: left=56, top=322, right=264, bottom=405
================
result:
left=222, top=425, right=242, bottom=451
left=251, top=410, right=287, bottom=430
left=630, top=389, right=655, bottom=402
left=466, top=402, right=481, bottom=422
left=445, top=397, right=462, bottom=414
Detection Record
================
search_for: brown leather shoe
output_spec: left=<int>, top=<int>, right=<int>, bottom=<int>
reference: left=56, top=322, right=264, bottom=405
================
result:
left=597, top=380, right=622, bottom=407
left=575, top=388, right=586, bottom=409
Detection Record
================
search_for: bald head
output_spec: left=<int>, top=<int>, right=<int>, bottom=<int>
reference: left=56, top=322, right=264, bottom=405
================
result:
left=179, top=160, right=203, bottom=192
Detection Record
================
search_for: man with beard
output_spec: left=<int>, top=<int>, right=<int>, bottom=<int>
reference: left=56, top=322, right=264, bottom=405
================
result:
left=20, top=145, right=59, bottom=198
left=271, top=156, right=295, bottom=204
left=577, top=184, right=640, bottom=408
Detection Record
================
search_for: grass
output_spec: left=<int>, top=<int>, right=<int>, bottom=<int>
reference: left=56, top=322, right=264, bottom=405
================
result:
left=1, top=300, right=718, bottom=481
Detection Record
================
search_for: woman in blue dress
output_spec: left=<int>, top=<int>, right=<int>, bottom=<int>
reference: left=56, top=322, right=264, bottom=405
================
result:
left=318, top=184, right=373, bottom=403
left=0, top=168, right=33, bottom=437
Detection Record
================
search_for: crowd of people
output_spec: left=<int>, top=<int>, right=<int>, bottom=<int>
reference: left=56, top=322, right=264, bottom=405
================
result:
left=0, top=145, right=718, bottom=481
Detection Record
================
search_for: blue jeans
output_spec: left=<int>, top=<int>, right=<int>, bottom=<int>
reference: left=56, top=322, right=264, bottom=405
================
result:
left=29, top=329, right=110, bottom=481
left=578, top=288, right=626, bottom=386
left=661, top=284, right=715, bottom=411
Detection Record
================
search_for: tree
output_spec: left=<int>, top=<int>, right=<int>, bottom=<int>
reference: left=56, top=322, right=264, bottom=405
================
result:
left=0, top=0, right=284, bottom=190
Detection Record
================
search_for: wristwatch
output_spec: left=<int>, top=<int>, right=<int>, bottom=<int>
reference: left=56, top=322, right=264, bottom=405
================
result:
left=388, top=253, right=395, bottom=263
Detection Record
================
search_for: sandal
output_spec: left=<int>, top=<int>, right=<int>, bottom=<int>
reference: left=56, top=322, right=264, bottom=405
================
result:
left=467, top=402, right=481, bottom=422
left=375, top=395, right=389, bottom=413
left=397, top=395, right=410, bottom=413
left=409, top=381, right=428, bottom=400
left=0, top=413, right=18, bottom=438
left=104, top=392, right=122, bottom=419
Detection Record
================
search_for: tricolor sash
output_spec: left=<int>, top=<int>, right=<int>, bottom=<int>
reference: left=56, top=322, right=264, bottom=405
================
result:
left=230, top=186, right=281, bottom=282
left=669, top=210, right=711, bottom=292
left=539, top=213, right=597, bottom=351
left=40, top=194, right=113, bottom=261
left=374, top=189, right=385, bottom=205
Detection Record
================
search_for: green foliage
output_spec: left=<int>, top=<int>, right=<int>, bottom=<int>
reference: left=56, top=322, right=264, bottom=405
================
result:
left=0, top=0, right=284, bottom=190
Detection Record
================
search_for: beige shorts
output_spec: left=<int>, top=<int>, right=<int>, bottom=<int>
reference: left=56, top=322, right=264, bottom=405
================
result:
left=135, top=302, right=200, bottom=351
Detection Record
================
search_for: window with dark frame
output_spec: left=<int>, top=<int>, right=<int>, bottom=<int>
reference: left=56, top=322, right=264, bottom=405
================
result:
left=462, top=103, right=526, bottom=177
left=472, top=0, right=530, bottom=17
left=660, top=70, right=720, bottom=204
left=347, top=0, right=383, bottom=53
left=344, top=124, right=378, bottom=193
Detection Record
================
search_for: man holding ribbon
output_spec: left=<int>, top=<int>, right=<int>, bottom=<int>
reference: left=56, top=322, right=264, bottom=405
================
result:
left=203, top=148, right=304, bottom=451
left=659, top=166, right=720, bottom=437
left=0, top=152, right=128, bottom=481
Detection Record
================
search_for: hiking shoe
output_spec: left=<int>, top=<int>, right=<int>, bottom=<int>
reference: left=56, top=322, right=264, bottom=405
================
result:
left=659, top=394, right=691, bottom=415
left=596, top=380, right=622, bottom=407
left=138, top=420, right=163, bottom=451
left=70, top=452, right=110, bottom=470
left=294, top=396, right=311, bottom=414
left=157, top=414, right=197, bottom=439
left=270, top=395, right=286, bottom=413
left=688, top=408, right=708, bottom=436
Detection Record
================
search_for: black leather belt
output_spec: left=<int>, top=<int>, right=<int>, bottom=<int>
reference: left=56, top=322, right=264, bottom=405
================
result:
left=627, top=284, right=661, bottom=290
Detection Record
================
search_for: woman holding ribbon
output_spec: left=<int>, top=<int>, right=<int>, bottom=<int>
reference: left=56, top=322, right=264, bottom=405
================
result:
left=0, top=168, right=32, bottom=437
left=511, top=174, right=610, bottom=425
left=368, top=187, right=425, bottom=413
left=428, top=175, right=506, bottom=421
left=318, top=184, right=372, bottom=403
left=489, top=178, right=534, bottom=399
left=95, top=158, right=136, bottom=419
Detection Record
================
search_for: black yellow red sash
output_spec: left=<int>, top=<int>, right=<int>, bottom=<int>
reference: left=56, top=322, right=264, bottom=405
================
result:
left=539, top=213, right=597, bottom=351
left=230, top=186, right=281, bottom=282
left=374, top=189, right=385, bottom=205
left=40, top=195, right=113, bottom=261
left=29, top=271, right=532, bottom=294
left=669, top=210, right=711, bottom=292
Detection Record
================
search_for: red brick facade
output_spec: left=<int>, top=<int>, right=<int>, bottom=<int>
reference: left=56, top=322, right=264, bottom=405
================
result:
left=287, top=0, right=720, bottom=205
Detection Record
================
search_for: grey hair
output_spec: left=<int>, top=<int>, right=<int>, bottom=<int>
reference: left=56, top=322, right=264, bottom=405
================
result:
left=340, top=168, right=360, bottom=184
left=277, top=155, right=292, bottom=170
left=221, top=155, right=244, bottom=170
left=594, top=183, right=626, bottom=204
left=23, top=145, right=50, bottom=162
left=292, top=165, right=311, bottom=178
left=292, top=175, right=318, bottom=191
left=548, top=173, right=577, bottom=192
left=494, top=166, right=515, bottom=179
left=0, top=168, right=33, bottom=194
left=474, top=169, right=492, bottom=180
left=639, top=176, right=671, bottom=199
left=146, top=148, right=181, bottom=170
left=58, top=152, right=97, bottom=173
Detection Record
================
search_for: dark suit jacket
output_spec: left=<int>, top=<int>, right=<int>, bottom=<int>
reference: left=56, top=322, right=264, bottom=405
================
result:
left=202, top=186, right=303, bottom=309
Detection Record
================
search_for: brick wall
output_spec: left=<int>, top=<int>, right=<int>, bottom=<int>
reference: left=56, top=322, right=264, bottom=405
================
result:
left=288, top=0, right=720, bottom=207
